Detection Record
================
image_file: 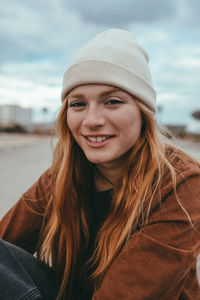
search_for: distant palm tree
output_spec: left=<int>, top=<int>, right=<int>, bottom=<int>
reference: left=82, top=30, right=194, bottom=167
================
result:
left=191, top=110, right=200, bottom=134
left=42, top=107, right=48, bottom=124
left=191, top=110, right=200, bottom=121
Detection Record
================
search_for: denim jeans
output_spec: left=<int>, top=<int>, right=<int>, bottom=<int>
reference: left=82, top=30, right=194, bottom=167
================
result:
left=0, top=239, right=59, bottom=300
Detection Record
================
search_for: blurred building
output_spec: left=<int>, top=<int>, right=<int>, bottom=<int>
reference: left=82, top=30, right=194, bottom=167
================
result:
left=0, top=104, right=32, bottom=127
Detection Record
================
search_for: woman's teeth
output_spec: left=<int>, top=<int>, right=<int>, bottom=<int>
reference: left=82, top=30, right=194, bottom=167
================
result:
left=87, top=136, right=108, bottom=142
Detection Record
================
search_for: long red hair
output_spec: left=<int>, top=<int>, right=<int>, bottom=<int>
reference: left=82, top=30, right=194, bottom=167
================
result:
left=37, top=98, right=182, bottom=299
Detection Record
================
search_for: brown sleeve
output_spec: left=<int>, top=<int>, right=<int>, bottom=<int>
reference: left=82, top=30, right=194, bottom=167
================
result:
left=92, top=174, right=200, bottom=300
left=0, top=169, right=51, bottom=254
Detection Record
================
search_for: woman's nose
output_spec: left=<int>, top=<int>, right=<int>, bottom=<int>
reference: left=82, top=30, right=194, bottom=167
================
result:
left=82, top=107, right=106, bottom=129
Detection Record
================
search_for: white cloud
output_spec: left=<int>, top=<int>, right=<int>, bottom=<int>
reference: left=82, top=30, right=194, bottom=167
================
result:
left=0, top=75, right=61, bottom=109
left=175, top=58, right=200, bottom=68
left=1, top=61, right=62, bottom=85
left=157, top=92, right=180, bottom=103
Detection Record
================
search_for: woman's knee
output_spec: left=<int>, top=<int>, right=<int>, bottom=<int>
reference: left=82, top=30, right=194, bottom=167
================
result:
left=0, top=239, right=59, bottom=299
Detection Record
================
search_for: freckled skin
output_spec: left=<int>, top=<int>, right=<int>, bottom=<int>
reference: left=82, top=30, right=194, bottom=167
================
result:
left=67, top=84, right=142, bottom=170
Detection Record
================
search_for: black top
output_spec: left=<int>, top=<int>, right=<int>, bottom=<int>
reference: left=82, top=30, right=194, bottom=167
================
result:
left=90, top=188, right=112, bottom=237
left=87, top=188, right=112, bottom=265
left=78, top=188, right=112, bottom=300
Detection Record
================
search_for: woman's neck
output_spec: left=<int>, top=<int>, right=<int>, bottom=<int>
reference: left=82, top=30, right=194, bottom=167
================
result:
left=94, top=164, right=122, bottom=192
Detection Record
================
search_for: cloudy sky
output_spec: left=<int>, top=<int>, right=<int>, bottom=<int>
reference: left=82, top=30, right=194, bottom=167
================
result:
left=0, top=0, right=200, bottom=130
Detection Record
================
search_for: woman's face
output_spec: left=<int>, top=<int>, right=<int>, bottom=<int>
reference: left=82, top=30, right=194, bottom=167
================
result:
left=67, top=84, right=142, bottom=168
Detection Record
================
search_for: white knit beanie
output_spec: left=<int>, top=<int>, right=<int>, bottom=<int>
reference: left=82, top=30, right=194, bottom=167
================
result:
left=61, top=29, right=156, bottom=113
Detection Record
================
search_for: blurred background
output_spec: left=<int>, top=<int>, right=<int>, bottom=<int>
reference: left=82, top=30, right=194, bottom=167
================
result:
left=0, top=0, right=200, bottom=217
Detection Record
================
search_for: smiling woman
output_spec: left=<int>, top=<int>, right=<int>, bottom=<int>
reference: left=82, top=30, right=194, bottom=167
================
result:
left=66, top=85, right=142, bottom=170
left=0, top=29, right=200, bottom=300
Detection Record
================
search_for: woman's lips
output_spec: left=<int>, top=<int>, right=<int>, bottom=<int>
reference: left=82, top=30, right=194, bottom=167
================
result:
left=83, top=135, right=114, bottom=147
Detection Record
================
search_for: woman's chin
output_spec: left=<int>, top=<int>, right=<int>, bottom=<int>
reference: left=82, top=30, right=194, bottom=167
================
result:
left=84, top=154, right=112, bottom=165
left=86, top=157, right=109, bottom=165
left=85, top=154, right=123, bottom=168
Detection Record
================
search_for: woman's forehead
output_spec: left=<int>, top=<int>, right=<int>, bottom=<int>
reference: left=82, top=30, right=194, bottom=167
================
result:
left=68, top=84, right=120, bottom=94
left=67, top=84, right=136, bottom=100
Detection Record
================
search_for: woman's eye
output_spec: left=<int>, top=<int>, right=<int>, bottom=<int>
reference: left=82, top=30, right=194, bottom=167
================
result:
left=69, top=102, right=85, bottom=108
left=105, top=99, right=123, bottom=105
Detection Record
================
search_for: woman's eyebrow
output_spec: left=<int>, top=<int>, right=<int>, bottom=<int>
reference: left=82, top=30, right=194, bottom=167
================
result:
left=100, top=88, right=123, bottom=97
left=67, top=93, right=85, bottom=99
left=68, top=88, right=123, bottom=99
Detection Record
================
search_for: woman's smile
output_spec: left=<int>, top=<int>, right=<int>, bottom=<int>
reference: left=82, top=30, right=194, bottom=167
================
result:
left=82, top=134, right=115, bottom=148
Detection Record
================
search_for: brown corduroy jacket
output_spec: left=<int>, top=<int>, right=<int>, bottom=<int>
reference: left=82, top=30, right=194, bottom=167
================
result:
left=1, top=151, right=200, bottom=300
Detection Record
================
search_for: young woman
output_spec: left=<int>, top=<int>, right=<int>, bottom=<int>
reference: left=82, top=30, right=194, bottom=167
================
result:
left=0, top=29, right=200, bottom=300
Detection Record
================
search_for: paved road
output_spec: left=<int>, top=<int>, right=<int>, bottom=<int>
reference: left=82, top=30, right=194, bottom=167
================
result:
left=0, top=138, right=53, bottom=218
